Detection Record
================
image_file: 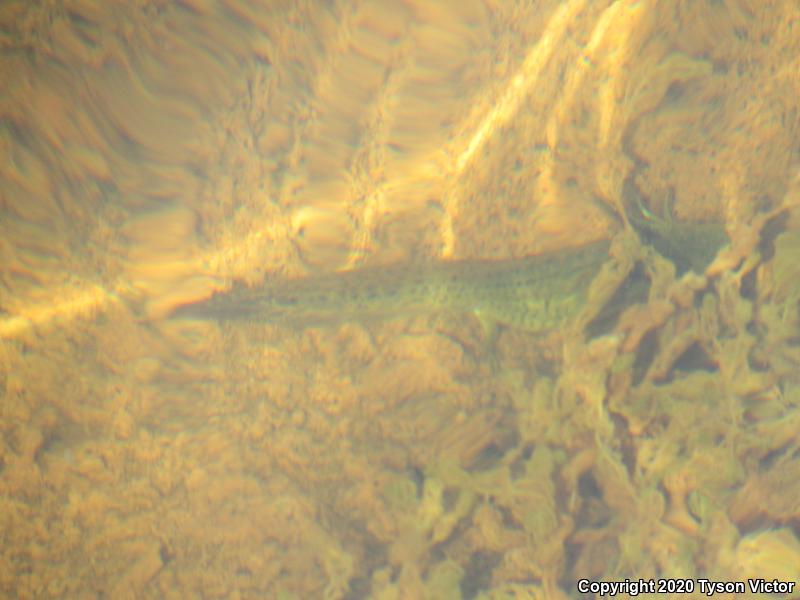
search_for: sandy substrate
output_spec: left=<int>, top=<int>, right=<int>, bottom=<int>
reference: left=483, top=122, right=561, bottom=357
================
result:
left=1, top=0, right=800, bottom=597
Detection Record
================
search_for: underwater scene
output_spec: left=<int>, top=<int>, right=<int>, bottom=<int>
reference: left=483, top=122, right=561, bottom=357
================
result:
left=1, top=1, right=800, bottom=598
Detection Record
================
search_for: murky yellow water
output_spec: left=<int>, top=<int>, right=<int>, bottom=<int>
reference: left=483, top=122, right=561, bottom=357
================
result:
left=2, top=1, right=800, bottom=599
